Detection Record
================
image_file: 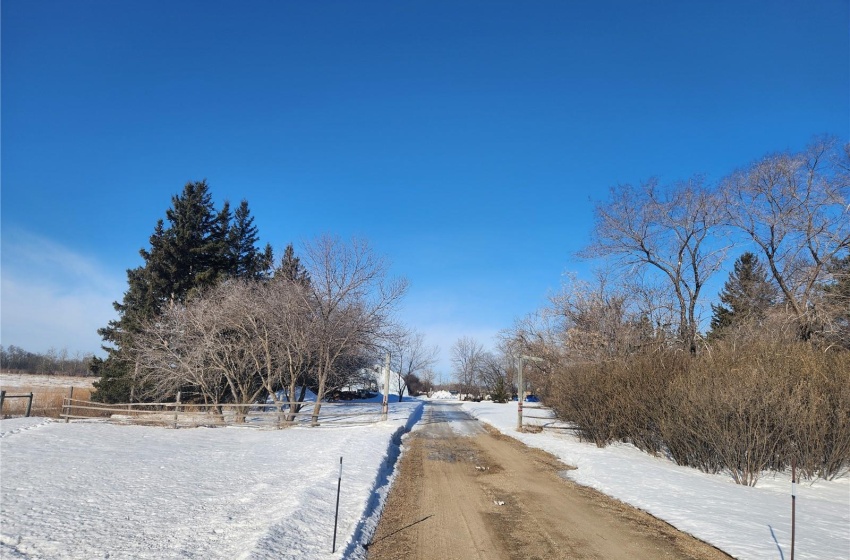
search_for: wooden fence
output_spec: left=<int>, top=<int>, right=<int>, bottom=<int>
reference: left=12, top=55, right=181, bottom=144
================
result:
left=521, top=403, right=574, bottom=432
left=60, top=398, right=386, bottom=428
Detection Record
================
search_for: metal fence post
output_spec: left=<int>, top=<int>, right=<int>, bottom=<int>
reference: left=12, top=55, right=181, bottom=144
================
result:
left=332, top=456, right=343, bottom=553
left=791, top=457, right=796, bottom=560
left=0, top=390, right=5, bottom=417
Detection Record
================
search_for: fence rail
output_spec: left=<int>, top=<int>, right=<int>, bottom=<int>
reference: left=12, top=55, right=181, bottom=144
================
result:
left=520, top=403, right=575, bottom=432
left=60, top=398, right=385, bottom=428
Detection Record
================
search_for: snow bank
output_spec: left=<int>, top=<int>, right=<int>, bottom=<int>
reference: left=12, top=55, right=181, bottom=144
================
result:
left=462, top=401, right=850, bottom=560
left=0, top=400, right=423, bottom=560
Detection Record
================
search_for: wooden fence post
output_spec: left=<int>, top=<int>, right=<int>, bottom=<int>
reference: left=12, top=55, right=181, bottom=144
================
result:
left=25, top=393, right=33, bottom=417
left=277, top=401, right=283, bottom=429
left=173, top=391, right=181, bottom=429
left=0, top=390, right=5, bottom=417
left=65, top=387, right=74, bottom=423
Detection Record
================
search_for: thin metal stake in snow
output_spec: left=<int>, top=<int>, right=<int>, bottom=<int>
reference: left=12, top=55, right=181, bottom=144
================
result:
left=791, top=457, right=796, bottom=560
left=332, top=456, right=343, bottom=553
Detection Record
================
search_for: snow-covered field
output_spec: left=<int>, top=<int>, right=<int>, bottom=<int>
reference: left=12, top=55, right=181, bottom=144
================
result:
left=462, top=400, right=850, bottom=560
left=0, top=400, right=423, bottom=560
left=0, top=373, right=96, bottom=389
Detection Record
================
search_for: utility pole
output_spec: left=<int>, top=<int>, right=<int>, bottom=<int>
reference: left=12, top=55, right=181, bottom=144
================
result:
left=516, top=354, right=542, bottom=431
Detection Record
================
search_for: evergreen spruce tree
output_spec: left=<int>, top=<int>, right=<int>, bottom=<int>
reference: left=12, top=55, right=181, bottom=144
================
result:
left=275, top=243, right=310, bottom=285
left=709, top=252, right=778, bottom=337
left=491, top=376, right=510, bottom=403
left=823, top=252, right=850, bottom=302
left=210, top=200, right=234, bottom=276
left=92, top=180, right=265, bottom=402
left=228, top=200, right=273, bottom=280
left=160, top=180, right=226, bottom=297
left=819, top=251, right=850, bottom=347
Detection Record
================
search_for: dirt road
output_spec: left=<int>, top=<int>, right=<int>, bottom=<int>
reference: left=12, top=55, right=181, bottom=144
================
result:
left=367, top=402, right=730, bottom=560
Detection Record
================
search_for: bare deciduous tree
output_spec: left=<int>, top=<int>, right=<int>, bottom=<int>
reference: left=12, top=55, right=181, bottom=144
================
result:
left=583, top=178, right=728, bottom=352
left=451, top=336, right=485, bottom=399
left=477, top=351, right=512, bottom=401
left=134, top=283, right=267, bottom=418
left=302, top=235, right=408, bottom=423
left=389, top=330, right=438, bottom=401
left=722, top=137, right=850, bottom=339
left=262, top=277, right=317, bottom=419
left=550, top=272, right=634, bottom=360
left=418, top=368, right=437, bottom=394
left=501, top=271, right=664, bottom=400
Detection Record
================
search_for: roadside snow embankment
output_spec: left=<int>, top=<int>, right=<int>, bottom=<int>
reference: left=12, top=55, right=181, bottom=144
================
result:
left=462, top=401, right=849, bottom=560
left=0, top=399, right=423, bottom=560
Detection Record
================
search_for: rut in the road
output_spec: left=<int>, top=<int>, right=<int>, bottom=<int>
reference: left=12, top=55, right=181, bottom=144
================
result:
left=367, top=403, right=731, bottom=560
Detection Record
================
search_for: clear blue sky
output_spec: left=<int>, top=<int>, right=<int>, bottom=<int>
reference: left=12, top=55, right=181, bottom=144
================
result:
left=2, top=0, right=847, bottom=375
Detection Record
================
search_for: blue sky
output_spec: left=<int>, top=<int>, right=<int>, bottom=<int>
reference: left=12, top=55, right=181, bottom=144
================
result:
left=2, top=0, right=847, bottom=375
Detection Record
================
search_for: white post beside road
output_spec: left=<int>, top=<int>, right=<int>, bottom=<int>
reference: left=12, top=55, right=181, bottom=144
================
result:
left=382, top=352, right=390, bottom=421
left=517, top=354, right=543, bottom=432
left=516, top=355, right=524, bottom=432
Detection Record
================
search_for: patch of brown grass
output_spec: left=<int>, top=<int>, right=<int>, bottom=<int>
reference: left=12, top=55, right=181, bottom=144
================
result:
left=0, top=386, right=92, bottom=418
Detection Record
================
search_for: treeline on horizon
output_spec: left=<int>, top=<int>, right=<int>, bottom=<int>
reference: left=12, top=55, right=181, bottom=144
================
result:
left=0, top=345, right=94, bottom=376
left=452, top=136, right=849, bottom=485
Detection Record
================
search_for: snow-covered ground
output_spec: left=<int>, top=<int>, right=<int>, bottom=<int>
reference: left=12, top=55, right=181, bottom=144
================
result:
left=0, top=399, right=423, bottom=560
left=461, top=400, right=850, bottom=560
left=0, top=373, right=96, bottom=389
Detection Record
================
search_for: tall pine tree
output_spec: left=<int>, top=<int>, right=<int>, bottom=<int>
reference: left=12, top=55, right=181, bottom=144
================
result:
left=160, top=180, right=226, bottom=298
left=710, top=252, right=778, bottom=337
left=274, top=243, right=310, bottom=285
left=228, top=200, right=273, bottom=280
left=92, top=180, right=271, bottom=402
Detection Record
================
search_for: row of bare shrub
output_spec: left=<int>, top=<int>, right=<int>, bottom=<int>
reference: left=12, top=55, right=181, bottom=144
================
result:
left=547, top=339, right=850, bottom=485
